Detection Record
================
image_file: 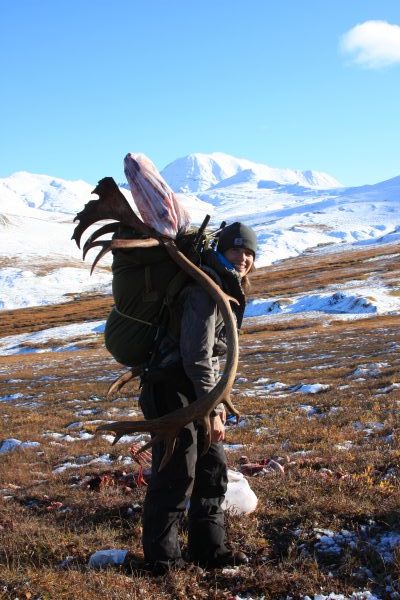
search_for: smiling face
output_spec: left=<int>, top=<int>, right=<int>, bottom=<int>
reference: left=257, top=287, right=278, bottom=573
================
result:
left=223, top=247, right=254, bottom=277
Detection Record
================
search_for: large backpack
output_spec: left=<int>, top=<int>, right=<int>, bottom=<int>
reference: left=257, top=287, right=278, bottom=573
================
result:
left=104, top=225, right=210, bottom=367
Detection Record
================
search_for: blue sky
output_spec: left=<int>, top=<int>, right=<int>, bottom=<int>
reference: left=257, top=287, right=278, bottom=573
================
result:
left=1, top=0, right=400, bottom=186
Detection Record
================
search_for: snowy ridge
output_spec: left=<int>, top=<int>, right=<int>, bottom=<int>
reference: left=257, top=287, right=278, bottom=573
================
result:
left=245, top=285, right=400, bottom=320
left=0, top=151, right=399, bottom=310
left=0, top=171, right=94, bottom=216
left=160, top=152, right=342, bottom=193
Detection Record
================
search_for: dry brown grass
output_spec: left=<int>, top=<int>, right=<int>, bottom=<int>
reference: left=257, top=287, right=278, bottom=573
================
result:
left=0, top=242, right=399, bottom=599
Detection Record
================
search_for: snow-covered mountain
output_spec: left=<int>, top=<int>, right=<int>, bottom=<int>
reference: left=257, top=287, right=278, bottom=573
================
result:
left=0, top=171, right=94, bottom=216
left=160, top=152, right=342, bottom=193
left=1, top=153, right=399, bottom=310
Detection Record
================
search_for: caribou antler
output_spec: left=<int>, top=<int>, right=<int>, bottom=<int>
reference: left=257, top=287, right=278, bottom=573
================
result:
left=72, top=176, right=162, bottom=274
left=97, top=237, right=240, bottom=470
left=72, top=176, right=157, bottom=249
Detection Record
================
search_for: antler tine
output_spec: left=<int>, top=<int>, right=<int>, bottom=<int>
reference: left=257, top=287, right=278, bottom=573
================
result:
left=132, top=435, right=176, bottom=464
left=105, top=428, right=176, bottom=470
left=85, top=241, right=113, bottom=274
left=82, top=222, right=120, bottom=255
left=158, top=438, right=177, bottom=470
left=99, top=418, right=155, bottom=441
left=82, top=239, right=110, bottom=262
left=107, top=366, right=142, bottom=397
left=97, top=240, right=240, bottom=470
left=110, top=432, right=128, bottom=445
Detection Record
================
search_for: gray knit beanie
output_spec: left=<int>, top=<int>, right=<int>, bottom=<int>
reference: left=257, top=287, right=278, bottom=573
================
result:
left=217, top=222, right=257, bottom=257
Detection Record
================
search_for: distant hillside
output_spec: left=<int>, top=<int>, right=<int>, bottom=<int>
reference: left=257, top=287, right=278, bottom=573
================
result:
left=0, top=152, right=399, bottom=309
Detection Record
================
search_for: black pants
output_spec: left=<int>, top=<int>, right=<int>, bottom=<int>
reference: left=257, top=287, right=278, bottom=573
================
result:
left=139, top=367, right=229, bottom=568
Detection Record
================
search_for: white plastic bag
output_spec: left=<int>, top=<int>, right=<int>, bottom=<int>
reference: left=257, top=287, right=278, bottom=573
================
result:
left=222, top=469, right=258, bottom=515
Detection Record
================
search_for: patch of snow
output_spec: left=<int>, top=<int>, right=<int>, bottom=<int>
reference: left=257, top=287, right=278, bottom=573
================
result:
left=293, top=383, right=330, bottom=394
left=62, top=432, right=94, bottom=442
left=335, top=441, right=354, bottom=451
left=314, top=529, right=358, bottom=557
left=258, top=381, right=287, bottom=392
left=366, top=422, right=385, bottom=431
left=224, top=444, right=245, bottom=452
left=0, top=267, right=111, bottom=310
left=313, top=527, right=400, bottom=570
left=351, top=363, right=388, bottom=378
left=75, top=408, right=100, bottom=416
left=303, top=592, right=380, bottom=600
left=376, top=383, right=400, bottom=394
left=53, top=453, right=114, bottom=473
left=221, top=567, right=241, bottom=577
left=245, top=299, right=282, bottom=317
left=88, top=549, right=128, bottom=569
left=0, top=320, right=105, bottom=356
left=43, top=432, right=65, bottom=440
left=0, top=392, right=24, bottom=402
left=65, top=421, right=82, bottom=429
left=371, top=532, right=400, bottom=563
left=299, top=404, right=318, bottom=416
left=0, top=438, right=40, bottom=453
left=102, top=433, right=148, bottom=444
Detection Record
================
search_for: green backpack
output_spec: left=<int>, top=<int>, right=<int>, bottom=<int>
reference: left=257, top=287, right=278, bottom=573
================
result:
left=104, top=225, right=210, bottom=367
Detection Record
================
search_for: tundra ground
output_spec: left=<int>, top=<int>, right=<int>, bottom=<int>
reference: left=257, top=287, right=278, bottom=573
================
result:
left=0, top=242, right=399, bottom=599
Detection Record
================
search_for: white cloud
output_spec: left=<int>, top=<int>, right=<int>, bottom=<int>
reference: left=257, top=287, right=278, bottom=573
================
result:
left=340, top=20, right=400, bottom=68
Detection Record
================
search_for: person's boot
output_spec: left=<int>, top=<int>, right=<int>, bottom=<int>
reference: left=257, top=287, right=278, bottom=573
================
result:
left=196, top=550, right=249, bottom=569
left=150, top=558, right=187, bottom=576
left=212, top=550, right=249, bottom=567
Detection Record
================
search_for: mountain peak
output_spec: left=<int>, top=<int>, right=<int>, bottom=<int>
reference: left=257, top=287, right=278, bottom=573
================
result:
left=161, top=152, right=342, bottom=193
left=160, top=152, right=251, bottom=193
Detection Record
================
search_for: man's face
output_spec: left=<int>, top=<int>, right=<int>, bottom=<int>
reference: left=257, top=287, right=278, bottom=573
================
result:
left=223, top=247, right=254, bottom=277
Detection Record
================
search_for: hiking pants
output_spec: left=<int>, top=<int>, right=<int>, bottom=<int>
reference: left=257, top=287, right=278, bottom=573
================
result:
left=139, top=367, right=229, bottom=568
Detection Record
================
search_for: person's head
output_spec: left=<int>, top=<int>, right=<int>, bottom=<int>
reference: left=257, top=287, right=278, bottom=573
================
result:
left=217, top=222, right=256, bottom=278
